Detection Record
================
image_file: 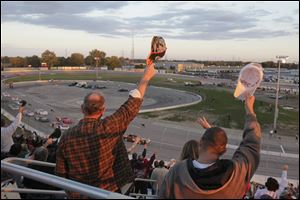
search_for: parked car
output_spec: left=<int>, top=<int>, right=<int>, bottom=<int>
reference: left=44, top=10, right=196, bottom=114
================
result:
left=68, top=82, right=78, bottom=86
left=96, top=85, right=107, bottom=89
left=118, top=88, right=129, bottom=92
left=76, top=81, right=87, bottom=88
left=84, top=84, right=93, bottom=89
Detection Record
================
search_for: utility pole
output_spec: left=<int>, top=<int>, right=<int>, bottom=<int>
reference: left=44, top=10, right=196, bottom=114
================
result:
left=273, top=55, right=289, bottom=134
left=94, top=57, right=100, bottom=80
left=131, top=30, right=134, bottom=61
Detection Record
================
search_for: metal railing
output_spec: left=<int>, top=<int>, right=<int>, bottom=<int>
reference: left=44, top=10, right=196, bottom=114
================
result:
left=1, top=157, right=133, bottom=199
left=1, top=188, right=66, bottom=195
left=129, top=178, right=159, bottom=199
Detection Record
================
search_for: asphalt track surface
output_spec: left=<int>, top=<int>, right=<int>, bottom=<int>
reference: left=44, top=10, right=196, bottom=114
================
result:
left=1, top=70, right=299, bottom=180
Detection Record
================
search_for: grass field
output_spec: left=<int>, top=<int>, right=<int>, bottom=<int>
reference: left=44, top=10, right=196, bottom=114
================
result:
left=4, top=72, right=299, bottom=135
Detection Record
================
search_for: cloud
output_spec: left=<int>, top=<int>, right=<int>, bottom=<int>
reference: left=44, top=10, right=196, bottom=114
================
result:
left=273, top=16, right=295, bottom=23
left=1, top=1, right=292, bottom=40
left=1, top=1, right=128, bottom=15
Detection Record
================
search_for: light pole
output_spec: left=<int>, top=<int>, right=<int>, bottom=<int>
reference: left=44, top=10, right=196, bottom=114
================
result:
left=273, top=55, right=289, bottom=134
left=38, top=67, right=41, bottom=81
left=94, top=57, right=100, bottom=80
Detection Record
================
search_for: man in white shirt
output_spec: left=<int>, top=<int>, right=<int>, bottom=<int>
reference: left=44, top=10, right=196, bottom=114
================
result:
left=1, top=106, right=24, bottom=152
left=254, top=165, right=289, bottom=199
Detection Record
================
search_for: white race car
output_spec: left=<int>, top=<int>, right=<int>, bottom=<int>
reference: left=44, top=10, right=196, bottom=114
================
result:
left=25, top=110, right=35, bottom=117
left=35, top=109, right=48, bottom=116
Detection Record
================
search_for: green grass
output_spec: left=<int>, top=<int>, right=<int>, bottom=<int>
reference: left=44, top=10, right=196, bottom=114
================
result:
left=4, top=72, right=299, bottom=132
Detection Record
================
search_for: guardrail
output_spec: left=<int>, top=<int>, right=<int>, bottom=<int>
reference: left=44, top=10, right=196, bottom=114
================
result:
left=1, top=158, right=133, bottom=199
left=129, top=178, right=159, bottom=199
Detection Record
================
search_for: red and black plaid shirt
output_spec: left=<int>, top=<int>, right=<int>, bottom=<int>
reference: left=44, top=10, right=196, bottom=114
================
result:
left=56, top=97, right=143, bottom=199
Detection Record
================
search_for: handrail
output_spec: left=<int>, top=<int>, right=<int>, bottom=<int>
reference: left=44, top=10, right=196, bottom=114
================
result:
left=129, top=193, right=158, bottom=198
left=134, top=178, right=159, bottom=196
left=1, top=188, right=66, bottom=195
left=135, top=178, right=157, bottom=183
left=1, top=159, right=133, bottom=199
left=3, top=157, right=56, bottom=167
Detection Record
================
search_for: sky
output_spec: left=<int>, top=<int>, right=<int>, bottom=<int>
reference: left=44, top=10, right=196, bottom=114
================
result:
left=1, top=1, right=299, bottom=62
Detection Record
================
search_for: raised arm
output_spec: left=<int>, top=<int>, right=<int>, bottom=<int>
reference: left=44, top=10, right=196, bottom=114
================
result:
left=142, top=144, right=147, bottom=158
left=127, top=136, right=141, bottom=154
left=278, top=165, right=289, bottom=196
left=2, top=106, right=24, bottom=135
left=1, top=106, right=24, bottom=152
left=197, top=117, right=212, bottom=129
left=232, top=95, right=261, bottom=182
left=103, top=63, right=156, bottom=134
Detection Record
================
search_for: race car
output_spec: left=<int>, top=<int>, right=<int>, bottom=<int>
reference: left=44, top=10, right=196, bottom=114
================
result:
left=123, top=134, right=151, bottom=145
left=56, top=117, right=73, bottom=124
left=11, top=96, right=19, bottom=101
left=24, top=110, right=35, bottom=117
left=35, top=109, right=48, bottom=116
left=34, top=116, right=49, bottom=122
left=2, top=92, right=10, bottom=97
left=50, top=122, right=70, bottom=130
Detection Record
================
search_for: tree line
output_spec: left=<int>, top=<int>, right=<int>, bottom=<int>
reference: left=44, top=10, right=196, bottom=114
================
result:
left=1, top=50, right=298, bottom=70
left=1, top=49, right=130, bottom=70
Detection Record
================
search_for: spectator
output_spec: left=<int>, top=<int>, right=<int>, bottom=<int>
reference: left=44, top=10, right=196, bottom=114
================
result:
left=56, top=63, right=156, bottom=198
left=1, top=143, right=22, bottom=160
left=1, top=143, right=24, bottom=186
left=1, top=105, right=24, bottom=152
left=46, top=128, right=61, bottom=163
left=23, top=146, right=58, bottom=199
left=254, top=165, right=289, bottom=199
left=254, top=177, right=279, bottom=199
left=149, top=160, right=160, bottom=177
left=130, top=144, right=147, bottom=171
left=160, top=95, right=261, bottom=199
left=180, top=140, right=199, bottom=161
left=150, top=160, right=169, bottom=195
left=154, top=160, right=160, bottom=168
left=133, top=153, right=156, bottom=195
left=8, top=143, right=22, bottom=157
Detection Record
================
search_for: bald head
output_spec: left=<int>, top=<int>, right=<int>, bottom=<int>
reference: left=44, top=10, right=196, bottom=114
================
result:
left=200, top=127, right=227, bottom=156
left=82, top=92, right=105, bottom=116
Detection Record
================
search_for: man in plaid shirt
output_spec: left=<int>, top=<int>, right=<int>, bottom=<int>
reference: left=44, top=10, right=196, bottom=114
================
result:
left=56, top=63, right=156, bottom=198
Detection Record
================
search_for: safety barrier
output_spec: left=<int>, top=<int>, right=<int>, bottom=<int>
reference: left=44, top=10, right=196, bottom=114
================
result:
left=1, top=158, right=133, bottom=199
left=129, top=178, right=159, bottom=199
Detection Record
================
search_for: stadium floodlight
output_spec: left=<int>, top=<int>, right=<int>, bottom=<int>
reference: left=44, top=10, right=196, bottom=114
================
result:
left=276, top=56, right=289, bottom=63
left=273, top=55, right=289, bottom=134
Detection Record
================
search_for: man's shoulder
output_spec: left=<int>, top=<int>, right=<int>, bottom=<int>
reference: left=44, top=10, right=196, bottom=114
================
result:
left=60, top=125, right=79, bottom=140
left=170, top=160, right=187, bottom=172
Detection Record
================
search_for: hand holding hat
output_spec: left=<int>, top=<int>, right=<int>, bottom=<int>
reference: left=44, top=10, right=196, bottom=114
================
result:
left=234, top=63, right=263, bottom=100
left=146, top=36, right=167, bottom=66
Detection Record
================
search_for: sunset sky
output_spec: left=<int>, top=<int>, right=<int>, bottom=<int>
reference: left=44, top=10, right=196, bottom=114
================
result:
left=1, top=1, right=299, bottom=62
